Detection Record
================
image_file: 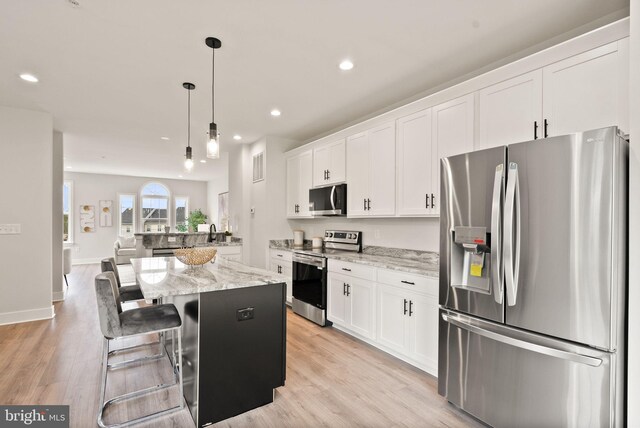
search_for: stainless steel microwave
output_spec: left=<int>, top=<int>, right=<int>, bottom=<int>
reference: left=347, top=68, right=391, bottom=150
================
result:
left=309, top=184, right=347, bottom=216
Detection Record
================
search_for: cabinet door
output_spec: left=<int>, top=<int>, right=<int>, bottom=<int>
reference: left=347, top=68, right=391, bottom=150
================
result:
left=312, top=145, right=331, bottom=187
left=327, top=139, right=346, bottom=184
left=477, top=70, right=543, bottom=150
left=432, top=93, right=475, bottom=215
left=407, top=291, right=439, bottom=375
left=346, top=132, right=370, bottom=216
left=282, top=264, right=293, bottom=305
left=286, top=156, right=300, bottom=217
left=542, top=41, right=623, bottom=137
left=397, top=109, right=433, bottom=216
left=368, top=122, right=396, bottom=216
left=347, top=277, right=376, bottom=339
left=327, top=273, right=347, bottom=326
left=377, top=285, right=408, bottom=353
left=297, top=151, right=313, bottom=217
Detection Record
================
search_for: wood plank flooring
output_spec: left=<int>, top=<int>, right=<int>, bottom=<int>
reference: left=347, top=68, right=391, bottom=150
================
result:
left=0, top=263, right=481, bottom=428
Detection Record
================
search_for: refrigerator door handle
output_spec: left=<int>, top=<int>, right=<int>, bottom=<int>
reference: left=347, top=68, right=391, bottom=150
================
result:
left=441, top=313, right=602, bottom=367
left=491, top=164, right=504, bottom=304
left=504, top=162, right=521, bottom=306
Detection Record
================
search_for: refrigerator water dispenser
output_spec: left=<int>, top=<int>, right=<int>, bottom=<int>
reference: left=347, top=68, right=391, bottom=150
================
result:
left=451, top=226, right=491, bottom=294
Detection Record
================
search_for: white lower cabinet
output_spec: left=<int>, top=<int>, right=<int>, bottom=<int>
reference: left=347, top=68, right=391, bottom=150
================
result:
left=326, top=260, right=439, bottom=376
left=327, top=272, right=376, bottom=339
left=377, top=283, right=438, bottom=376
left=269, top=249, right=293, bottom=304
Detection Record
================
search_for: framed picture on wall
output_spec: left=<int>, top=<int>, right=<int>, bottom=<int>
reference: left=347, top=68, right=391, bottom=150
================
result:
left=99, top=200, right=113, bottom=227
left=218, top=192, right=229, bottom=232
left=80, top=205, right=95, bottom=233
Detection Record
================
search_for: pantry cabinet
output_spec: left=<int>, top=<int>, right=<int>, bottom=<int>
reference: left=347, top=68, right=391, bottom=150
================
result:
left=313, top=139, right=346, bottom=187
left=396, top=109, right=435, bottom=216
left=431, top=94, right=475, bottom=214
left=346, top=122, right=396, bottom=217
left=286, top=150, right=313, bottom=218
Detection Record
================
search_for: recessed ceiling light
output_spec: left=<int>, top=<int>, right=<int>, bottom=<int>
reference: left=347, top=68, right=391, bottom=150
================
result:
left=19, top=73, right=38, bottom=83
left=160, top=136, right=170, bottom=140
left=233, top=134, right=242, bottom=141
left=200, top=159, right=207, bottom=163
left=270, top=109, right=281, bottom=117
left=339, top=60, right=354, bottom=71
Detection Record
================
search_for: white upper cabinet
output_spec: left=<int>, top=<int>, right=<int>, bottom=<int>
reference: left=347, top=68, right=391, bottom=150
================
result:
left=477, top=70, right=543, bottom=150
left=542, top=40, right=629, bottom=137
left=397, top=109, right=434, bottom=217
left=286, top=150, right=313, bottom=218
left=346, top=122, right=396, bottom=217
left=313, top=139, right=346, bottom=187
left=431, top=93, right=475, bottom=214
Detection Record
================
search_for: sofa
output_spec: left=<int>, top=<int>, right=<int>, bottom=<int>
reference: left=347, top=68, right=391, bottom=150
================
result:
left=114, top=236, right=136, bottom=265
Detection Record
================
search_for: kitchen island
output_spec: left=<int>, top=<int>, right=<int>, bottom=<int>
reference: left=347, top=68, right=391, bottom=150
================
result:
left=131, top=256, right=288, bottom=427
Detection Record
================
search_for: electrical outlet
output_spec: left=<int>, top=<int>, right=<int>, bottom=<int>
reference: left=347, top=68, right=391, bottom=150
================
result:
left=0, top=224, right=21, bottom=234
left=168, top=237, right=177, bottom=242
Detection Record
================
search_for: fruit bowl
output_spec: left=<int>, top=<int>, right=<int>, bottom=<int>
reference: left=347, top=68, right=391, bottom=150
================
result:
left=173, top=247, right=217, bottom=266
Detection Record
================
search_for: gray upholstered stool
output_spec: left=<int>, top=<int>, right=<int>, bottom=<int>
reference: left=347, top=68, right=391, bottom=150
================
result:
left=94, top=272, right=184, bottom=427
left=101, top=257, right=144, bottom=302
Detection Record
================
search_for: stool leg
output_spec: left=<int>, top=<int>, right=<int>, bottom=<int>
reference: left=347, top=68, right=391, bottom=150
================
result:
left=97, top=337, right=109, bottom=427
left=64, top=275, right=69, bottom=288
left=177, top=328, right=184, bottom=409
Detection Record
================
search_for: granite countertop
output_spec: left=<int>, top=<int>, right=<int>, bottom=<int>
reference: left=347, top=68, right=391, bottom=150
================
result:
left=269, top=240, right=439, bottom=277
left=131, top=256, right=288, bottom=299
left=196, top=241, right=243, bottom=247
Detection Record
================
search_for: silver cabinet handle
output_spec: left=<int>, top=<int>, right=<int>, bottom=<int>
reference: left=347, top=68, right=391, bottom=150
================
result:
left=491, top=164, right=504, bottom=304
left=403, top=299, right=408, bottom=315
left=504, top=162, right=521, bottom=307
left=401, top=280, right=415, bottom=285
left=442, top=313, right=602, bottom=367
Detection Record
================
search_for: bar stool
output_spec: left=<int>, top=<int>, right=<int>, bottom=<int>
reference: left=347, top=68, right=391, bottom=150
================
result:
left=101, top=258, right=144, bottom=302
left=94, top=272, right=184, bottom=427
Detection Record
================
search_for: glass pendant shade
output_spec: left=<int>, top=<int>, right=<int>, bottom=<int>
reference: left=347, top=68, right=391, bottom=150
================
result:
left=206, top=122, right=220, bottom=159
left=184, top=146, right=194, bottom=170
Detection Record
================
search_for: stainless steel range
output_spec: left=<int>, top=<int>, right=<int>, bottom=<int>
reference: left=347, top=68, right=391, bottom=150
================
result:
left=291, top=230, right=362, bottom=326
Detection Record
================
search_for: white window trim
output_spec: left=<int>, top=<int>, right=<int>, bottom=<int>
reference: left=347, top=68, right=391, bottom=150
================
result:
left=139, top=181, right=171, bottom=233
left=118, top=193, right=136, bottom=236
left=63, top=180, right=74, bottom=243
left=174, top=196, right=189, bottom=229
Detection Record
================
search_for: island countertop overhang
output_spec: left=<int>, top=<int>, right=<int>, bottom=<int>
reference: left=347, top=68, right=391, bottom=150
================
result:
left=131, top=256, right=288, bottom=300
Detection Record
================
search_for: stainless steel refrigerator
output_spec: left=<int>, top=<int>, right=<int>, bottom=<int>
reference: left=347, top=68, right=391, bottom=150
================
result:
left=438, top=126, right=627, bottom=427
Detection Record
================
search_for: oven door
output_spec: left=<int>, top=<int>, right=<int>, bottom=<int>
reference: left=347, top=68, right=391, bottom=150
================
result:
left=292, top=254, right=327, bottom=309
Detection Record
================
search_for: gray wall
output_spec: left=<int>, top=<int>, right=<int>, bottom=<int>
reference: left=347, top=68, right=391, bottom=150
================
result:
left=0, top=105, right=54, bottom=325
left=64, top=172, right=208, bottom=263
left=52, top=131, right=64, bottom=300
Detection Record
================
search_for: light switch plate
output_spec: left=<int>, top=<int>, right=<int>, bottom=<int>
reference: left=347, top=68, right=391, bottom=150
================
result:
left=0, top=224, right=21, bottom=234
left=168, top=237, right=177, bottom=242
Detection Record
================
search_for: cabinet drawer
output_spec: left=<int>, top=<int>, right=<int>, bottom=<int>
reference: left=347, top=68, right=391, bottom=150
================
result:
left=377, top=269, right=437, bottom=297
left=328, top=259, right=375, bottom=281
left=270, top=249, right=292, bottom=262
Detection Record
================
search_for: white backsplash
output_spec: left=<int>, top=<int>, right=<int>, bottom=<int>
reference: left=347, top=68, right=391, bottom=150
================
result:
left=287, top=216, right=440, bottom=252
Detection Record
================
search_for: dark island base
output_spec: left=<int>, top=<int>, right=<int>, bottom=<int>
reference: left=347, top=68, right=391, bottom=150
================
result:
left=166, top=282, right=287, bottom=427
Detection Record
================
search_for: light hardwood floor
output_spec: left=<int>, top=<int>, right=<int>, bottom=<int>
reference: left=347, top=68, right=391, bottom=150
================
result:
left=0, top=263, right=481, bottom=428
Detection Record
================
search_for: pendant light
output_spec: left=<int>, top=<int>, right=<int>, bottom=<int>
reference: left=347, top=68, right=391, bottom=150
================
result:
left=206, top=37, right=222, bottom=159
left=183, top=82, right=195, bottom=171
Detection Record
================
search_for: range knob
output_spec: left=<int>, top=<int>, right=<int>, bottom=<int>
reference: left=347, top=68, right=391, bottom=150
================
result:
left=347, top=233, right=352, bottom=239
left=325, top=232, right=329, bottom=237
left=328, top=232, right=333, bottom=238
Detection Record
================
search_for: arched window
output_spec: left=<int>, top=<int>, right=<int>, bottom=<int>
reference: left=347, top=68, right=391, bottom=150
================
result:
left=140, top=182, right=170, bottom=233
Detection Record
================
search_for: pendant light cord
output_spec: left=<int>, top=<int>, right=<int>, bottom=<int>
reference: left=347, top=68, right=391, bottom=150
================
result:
left=211, top=48, right=216, bottom=122
left=187, top=87, right=191, bottom=148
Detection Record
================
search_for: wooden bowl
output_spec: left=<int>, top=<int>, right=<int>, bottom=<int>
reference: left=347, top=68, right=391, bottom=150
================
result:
left=173, top=247, right=217, bottom=266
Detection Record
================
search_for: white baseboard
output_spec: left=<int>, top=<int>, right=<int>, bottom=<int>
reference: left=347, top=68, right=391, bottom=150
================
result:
left=52, top=283, right=68, bottom=302
left=0, top=305, right=55, bottom=326
left=72, top=257, right=103, bottom=265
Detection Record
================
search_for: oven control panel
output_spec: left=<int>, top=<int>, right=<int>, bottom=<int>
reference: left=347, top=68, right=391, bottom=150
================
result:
left=324, top=230, right=361, bottom=246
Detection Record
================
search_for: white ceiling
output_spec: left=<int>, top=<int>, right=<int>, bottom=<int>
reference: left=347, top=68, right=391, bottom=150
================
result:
left=0, top=0, right=628, bottom=181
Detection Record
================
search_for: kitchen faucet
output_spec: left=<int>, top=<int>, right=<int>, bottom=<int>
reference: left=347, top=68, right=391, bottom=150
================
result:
left=208, top=223, right=217, bottom=242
